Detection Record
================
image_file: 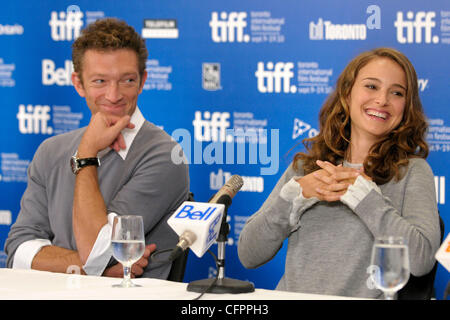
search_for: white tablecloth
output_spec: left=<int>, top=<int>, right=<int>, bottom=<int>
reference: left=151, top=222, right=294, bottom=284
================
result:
left=0, top=268, right=364, bottom=300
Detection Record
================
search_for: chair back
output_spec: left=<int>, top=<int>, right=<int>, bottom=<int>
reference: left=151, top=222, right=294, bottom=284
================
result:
left=167, top=248, right=190, bottom=282
left=167, top=192, right=194, bottom=282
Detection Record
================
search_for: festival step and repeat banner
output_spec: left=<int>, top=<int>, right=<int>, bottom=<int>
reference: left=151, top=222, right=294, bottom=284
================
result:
left=1, top=0, right=449, bottom=298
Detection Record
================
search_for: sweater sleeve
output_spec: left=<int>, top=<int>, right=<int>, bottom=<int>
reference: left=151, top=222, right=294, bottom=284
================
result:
left=280, top=177, right=320, bottom=230
left=4, top=140, right=54, bottom=268
left=340, top=175, right=381, bottom=210
left=350, top=159, right=441, bottom=276
left=238, top=164, right=317, bottom=269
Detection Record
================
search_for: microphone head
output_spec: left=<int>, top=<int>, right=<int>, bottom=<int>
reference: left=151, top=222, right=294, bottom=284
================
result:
left=210, top=175, right=244, bottom=204
left=225, top=175, right=244, bottom=197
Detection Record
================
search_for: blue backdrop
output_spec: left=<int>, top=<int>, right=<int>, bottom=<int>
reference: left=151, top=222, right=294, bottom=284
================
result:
left=0, top=0, right=449, bottom=299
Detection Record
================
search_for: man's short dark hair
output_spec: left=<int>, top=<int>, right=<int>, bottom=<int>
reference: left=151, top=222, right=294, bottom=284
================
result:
left=72, top=18, right=148, bottom=81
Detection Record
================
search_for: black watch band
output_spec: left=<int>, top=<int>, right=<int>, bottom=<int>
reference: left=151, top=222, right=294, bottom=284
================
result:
left=78, top=157, right=100, bottom=167
left=71, top=154, right=100, bottom=174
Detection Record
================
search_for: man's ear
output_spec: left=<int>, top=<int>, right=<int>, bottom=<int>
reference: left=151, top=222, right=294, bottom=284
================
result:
left=72, top=72, right=86, bottom=97
left=138, top=70, right=148, bottom=94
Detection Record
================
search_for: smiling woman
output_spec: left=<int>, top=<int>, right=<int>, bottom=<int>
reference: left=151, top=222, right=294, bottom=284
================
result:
left=238, top=47, right=441, bottom=299
left=347, top=57, right=407, bottom=163
left=296, top=47, right=428, bottom=185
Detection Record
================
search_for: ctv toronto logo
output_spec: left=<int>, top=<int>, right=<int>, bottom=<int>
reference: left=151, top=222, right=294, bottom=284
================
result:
left=170, top=111, right=279, bottom=175
left=309, top=5, right=381, bottom=41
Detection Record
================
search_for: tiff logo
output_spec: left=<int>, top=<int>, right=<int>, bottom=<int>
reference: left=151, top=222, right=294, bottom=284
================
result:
left=192, top=111, right=231, bottom=142
left=17, top=104, right=53, bottom=134
left=255, top=62, right=296, bottom=93
left=49, top=8, right=83, bottom=41
left=210, top=169, right=264, bottom=193
left=394, top=11, right=439, bottom=44
left=435, top=176, right=445, bottom=205
left=210, top=12, right=250, bottom=43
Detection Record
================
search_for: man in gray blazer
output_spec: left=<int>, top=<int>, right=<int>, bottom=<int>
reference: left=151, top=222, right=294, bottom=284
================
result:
left=5, top=18, right=189, bottom=279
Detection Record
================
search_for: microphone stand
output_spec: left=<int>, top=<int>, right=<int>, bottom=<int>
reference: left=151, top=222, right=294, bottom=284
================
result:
left=186, top=196, right=255, bottom=294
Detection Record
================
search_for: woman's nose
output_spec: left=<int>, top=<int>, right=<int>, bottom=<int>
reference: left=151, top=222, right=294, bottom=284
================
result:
left=374, top=89, right=389, bottom=106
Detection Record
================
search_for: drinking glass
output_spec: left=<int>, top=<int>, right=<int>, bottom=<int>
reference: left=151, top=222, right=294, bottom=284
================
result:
left=369, top=236, right=410, bottom=300
left=111, top=215, right=145, bottom=288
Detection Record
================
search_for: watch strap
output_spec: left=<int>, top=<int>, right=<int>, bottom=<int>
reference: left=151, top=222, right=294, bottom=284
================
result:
left=77, top=157, right=100, bottom=168
left=71, top=155, right=100, bottom=174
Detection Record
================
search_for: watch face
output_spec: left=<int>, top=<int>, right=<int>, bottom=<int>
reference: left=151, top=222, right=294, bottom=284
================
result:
left=70, top=155, right=99, bottom=174
left=70, top=155, right=79, bottom=174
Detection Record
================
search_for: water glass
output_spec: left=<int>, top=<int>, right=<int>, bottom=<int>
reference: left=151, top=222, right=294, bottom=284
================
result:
left=111, top=215, right=145, bottom=288
left=369, top=236, right=410, bottom=300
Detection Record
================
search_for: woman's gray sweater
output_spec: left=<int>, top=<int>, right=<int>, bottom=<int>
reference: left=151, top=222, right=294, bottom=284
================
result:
left=238, top=158, right=441, bottom=299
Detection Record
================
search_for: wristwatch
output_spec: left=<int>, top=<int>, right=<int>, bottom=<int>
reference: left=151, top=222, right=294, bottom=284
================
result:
left=70, top=153, right=100, bottom=174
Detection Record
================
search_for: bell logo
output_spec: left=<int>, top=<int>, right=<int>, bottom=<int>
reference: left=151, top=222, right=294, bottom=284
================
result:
left=42, top=59, right=73, bottom=86
left=394, top=11, right=439, bottom=44
left=255, top=62, right=296, bottom=93
left=209, top=12, right=250, bottom=43
left=17, top=104, right=53, bottom=135
left=174, top=205, right=217, bottom=221
left=49, top=10, right=83, bottom=41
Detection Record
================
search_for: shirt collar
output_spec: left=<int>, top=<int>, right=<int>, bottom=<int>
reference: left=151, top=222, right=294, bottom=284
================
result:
left=97, top=107, right=146, bottom=160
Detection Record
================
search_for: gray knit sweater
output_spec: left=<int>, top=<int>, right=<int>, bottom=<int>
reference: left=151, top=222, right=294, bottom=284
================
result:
left=5, top=121, right=189, bottom=279
left=238, top=158, right=441, bottom=298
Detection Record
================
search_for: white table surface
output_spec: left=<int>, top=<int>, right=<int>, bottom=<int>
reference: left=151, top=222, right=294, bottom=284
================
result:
left=0, top=268, right=365, bottom=300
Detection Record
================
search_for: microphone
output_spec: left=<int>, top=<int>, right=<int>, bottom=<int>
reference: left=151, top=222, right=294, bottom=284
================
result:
left=167, top=229, right=197, bottom=262
left=185, top=174, right=254, bottom=294
left=209, top=175, right=244, bottom=206
left=167, top=175, right=244, bottom=261
left=168, top=201, right=225, bottom=259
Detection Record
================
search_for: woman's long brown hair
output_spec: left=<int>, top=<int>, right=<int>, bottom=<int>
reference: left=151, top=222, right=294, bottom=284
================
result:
left=293, top=48, right=428, bottom=184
